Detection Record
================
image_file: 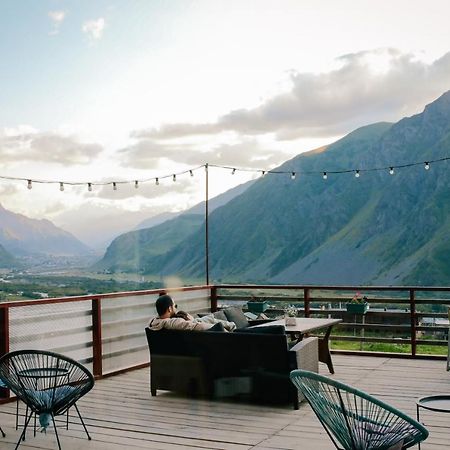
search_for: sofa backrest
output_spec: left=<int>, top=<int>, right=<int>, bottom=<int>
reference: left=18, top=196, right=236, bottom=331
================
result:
left=145, top=327, right=291, bottom=377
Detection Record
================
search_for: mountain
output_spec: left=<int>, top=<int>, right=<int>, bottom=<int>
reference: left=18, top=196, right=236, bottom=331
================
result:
left=0, top=243, right=17, bottom=268
left=0, top=204, right=92, bottom=257
left=98, top=91, right=450, bottom=285
left=95, top=179, right=255, bottom=271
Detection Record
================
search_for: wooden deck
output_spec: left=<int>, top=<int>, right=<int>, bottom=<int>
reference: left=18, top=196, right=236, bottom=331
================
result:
left=0, top=355, right=449, bottom=449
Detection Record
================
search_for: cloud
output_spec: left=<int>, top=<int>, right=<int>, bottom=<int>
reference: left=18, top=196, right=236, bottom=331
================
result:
left=0, top=130, right=103, bottom=165
left=118, top=138, right=290, bottom=168
left=82, top=18, right=106, bottom=41
left=48, top=10, right=66, bottom=35
left=133, top=49, right=450, bottom=140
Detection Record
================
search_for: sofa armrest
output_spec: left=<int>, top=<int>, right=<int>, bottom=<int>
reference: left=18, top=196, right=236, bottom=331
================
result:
left=290, top=336, right=319, bottom=373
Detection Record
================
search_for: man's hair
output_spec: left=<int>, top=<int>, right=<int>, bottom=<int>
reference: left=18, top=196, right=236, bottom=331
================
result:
left=155, top=294, right=174, bottom=316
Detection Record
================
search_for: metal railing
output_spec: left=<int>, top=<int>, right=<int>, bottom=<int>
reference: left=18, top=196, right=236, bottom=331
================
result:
left=215, top=285, right=450, bottom=358
left=1, top=283, right=448, bottom=402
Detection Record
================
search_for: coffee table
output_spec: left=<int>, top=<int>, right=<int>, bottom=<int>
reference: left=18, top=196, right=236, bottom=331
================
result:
left=253, top=318, right=342, bottom=373
left=416, top=395, right=450, bottom=449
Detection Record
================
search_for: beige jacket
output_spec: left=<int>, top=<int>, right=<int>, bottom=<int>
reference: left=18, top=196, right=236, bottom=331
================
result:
left=148, top=314, right=236, bottom=332
left=148, top=316, right=212, bottom=331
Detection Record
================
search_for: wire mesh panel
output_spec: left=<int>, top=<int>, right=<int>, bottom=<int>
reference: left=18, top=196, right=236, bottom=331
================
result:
left=101, top=288, right=211, bottom=374
left=9, top=301, right=93, bottom=372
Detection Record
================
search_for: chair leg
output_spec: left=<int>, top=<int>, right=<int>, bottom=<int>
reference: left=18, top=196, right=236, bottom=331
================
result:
left=74, top=403, right=91, bottom=440
left=0, top=425, right=5, bottom=438
left=51, top=413, right=62, bottom=450
left=15, top=397, right=19, bottom=430
left=15, top=408, right=33, bottom=450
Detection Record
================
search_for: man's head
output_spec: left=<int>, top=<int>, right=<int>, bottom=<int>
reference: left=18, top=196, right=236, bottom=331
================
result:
left=155, top=294, right=177, bottom=318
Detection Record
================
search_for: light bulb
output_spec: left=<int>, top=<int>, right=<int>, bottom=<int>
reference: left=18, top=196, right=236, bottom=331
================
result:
left=155, top=178, right=159, bottom=186
left=355, top=170, right=360, bottom=178
left=113, top=182, right=117, bottom=191
left=291, top=172, right=296, bottom=180
left=134, top=180, right=139, bottom=189
left=323, top=172, right=328, bottom=180
left=88, top=183, right=92, bottom=192
left=424, top=162, right=430, bottom=170
left=59, top=182, right=64, bottom=192
left=389, top=167, right=394, bottom=175
left=27, top=180, right=32, bottom=190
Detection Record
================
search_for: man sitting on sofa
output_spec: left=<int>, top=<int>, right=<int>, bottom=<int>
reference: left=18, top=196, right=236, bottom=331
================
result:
left=149, top=294, right=236, bottom=332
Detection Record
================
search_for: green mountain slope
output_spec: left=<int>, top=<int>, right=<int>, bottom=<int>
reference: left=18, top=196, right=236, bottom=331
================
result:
left=95, top=214, right=204, bottom=272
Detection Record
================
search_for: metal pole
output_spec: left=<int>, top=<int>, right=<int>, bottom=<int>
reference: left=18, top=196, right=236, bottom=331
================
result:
left=205, top=163, right=209, bottom=285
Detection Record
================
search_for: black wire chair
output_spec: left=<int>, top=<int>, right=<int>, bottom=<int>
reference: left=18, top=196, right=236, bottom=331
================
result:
left=290, top=370, right=428, bottom=450
left=0, top=350, right=95, bottom=450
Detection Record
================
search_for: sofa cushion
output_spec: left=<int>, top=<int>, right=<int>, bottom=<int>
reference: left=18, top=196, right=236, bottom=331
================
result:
left=206, top=322, right=226, bottom=332
left=236, top=325, right=285, bottom=335
left=223, top=307, right=249, bottom=329
left=212, top=310, right=228, bottom=321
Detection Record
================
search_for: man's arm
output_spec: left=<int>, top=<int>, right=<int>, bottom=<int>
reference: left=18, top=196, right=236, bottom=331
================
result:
left=164, top=317, right=212, bottom=331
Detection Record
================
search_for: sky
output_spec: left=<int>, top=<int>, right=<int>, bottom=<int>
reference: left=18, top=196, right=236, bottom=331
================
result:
left=1, top=0, right=450, bottom=248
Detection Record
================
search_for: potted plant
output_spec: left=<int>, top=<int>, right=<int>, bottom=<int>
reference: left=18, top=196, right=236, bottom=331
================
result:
left=247, top=295, right=269, bottom=313
left=346, top=292, right=369, bottom=314
left=284, top=305, right=298, bottom=326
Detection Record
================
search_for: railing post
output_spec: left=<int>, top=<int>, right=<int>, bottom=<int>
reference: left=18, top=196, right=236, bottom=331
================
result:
left=304, top=288, right=310, bottom=318
left=92, top=298, right=103, bottom=377
left=409, top=289, right=417, bottom=357
left=0, top=306, right=10, bottom=399
left=210, top=286, right=218, bottom=312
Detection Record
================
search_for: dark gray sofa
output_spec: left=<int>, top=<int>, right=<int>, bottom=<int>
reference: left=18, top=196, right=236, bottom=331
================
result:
left=145, top=320, right=318, bottom=409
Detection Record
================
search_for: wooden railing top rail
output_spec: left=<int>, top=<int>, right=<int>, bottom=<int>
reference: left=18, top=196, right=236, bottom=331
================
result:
left=215, top=284, right=450, bottom=292
left=0, top=285, right=212, bottom=308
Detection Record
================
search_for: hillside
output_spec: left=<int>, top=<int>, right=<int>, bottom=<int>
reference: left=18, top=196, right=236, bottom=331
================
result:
left=96, top=179, right=255, bottom=272
left=99, top=91, right=450, bottom=285
left=0, top=204, right=91, bottom=257
left=0, top=243, right=17, bottom=268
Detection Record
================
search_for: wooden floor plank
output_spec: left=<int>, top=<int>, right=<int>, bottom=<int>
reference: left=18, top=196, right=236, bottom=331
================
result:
left=1, top=355, right=449, bottom=449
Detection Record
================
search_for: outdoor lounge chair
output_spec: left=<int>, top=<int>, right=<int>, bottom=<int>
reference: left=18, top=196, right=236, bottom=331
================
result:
left=0, top=350, right=94, bottom=450
left=290, top=369, right=428, bottom=450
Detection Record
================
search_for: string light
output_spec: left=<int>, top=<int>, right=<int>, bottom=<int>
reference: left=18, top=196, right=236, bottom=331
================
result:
left=2, top=158, right=449, bottom=194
